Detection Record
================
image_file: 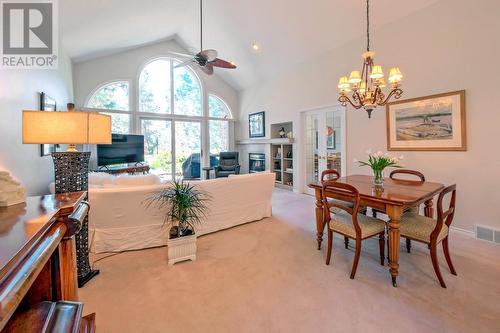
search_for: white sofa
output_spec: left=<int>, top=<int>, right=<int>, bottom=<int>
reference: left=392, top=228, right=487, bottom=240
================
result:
left=86, top=172, right=275, bottom=253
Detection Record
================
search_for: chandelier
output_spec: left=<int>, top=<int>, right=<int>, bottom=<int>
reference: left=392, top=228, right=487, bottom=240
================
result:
left=337, top=0, right=403, bottom=118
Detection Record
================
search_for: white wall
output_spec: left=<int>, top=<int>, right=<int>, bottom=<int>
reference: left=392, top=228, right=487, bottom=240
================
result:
left=72, top=39, right=238, bottom=117
left=0, top=50, right=74, bottom=195
left=237, top=0, right=500, bottom=232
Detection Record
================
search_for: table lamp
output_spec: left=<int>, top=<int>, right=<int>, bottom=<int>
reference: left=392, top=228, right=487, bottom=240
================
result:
left=22, top=109, right=111, bottom=287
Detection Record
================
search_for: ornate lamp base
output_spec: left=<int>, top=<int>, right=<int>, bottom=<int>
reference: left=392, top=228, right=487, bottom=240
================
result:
left=52, top=152, right=99, bottom=287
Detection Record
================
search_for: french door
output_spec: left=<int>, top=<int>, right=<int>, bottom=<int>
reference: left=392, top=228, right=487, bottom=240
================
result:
left=303, top=106, right=346, bottom=195
left=140, top=118, right=202, bottom=180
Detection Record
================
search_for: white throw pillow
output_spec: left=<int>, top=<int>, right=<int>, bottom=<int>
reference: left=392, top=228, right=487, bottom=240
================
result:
left=113, top=174, right=161, bottom=187
left=89, top=172, right=114, bottom=186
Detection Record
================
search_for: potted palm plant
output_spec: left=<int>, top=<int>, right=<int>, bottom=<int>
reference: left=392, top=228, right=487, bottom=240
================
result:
left=146, top=179, right=209, bottom=265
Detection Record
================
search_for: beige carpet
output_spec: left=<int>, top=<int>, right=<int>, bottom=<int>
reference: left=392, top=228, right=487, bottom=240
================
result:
left=80, top=189, right=500, bottom=333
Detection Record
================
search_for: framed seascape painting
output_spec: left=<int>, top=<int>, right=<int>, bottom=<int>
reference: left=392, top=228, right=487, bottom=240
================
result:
left=249, top=111, right=265, bottom=138
left=386, top=90, right=466, bottom=151
left=40, top=92, right=60, bottom=156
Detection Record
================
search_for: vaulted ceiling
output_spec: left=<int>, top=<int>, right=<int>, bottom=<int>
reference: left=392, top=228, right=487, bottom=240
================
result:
left=60, top=0, right=440, bottom=90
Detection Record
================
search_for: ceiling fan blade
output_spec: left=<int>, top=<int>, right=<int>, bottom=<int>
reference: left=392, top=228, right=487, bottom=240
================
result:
left=200, top=49, right=218, bottom=61
left=168, top=51, right=194, bottom=58
left=211, top=58, right=237, bottom=69
left=174, top=59, right=195, bottom=68
left=200, top=64, right=214, bottom=75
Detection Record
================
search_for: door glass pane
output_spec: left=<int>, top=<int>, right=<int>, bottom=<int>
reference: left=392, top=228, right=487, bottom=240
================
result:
left=141, top=119, right=172, bottom=179
left=305, top=114, right=319, bottom=184
left=326, top=111, right=342, bottom=175
left=173, top=63, right=202, bottom=116
left=139, top=59, right=171, bottom=113
left=209, top=120, right=229, bottom=154
left=175, top=121, right=201, bottom=179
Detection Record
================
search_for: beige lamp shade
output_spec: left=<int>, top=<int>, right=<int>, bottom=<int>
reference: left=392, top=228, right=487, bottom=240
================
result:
left=22, top=110, right=111, bottom=144
left=370, top=65, right=384, bottom=79
left=348, top=71, right=362, bottom=84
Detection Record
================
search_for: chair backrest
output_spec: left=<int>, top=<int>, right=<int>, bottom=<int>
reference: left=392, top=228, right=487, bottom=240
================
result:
left=321, top=169, right=340, bottom=183
left=431, top=184, right=457, bottom=241
left=322, top=180, right=362, bottom=235
left=219, top=152, right=239, bottom=167
left=389, top=169, right=425, bottom=182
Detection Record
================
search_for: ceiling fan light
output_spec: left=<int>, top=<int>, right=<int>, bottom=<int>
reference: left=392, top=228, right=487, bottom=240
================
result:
left=370, top=65, right=384, bottom=79
left=348, top=71, right=362, bottom=84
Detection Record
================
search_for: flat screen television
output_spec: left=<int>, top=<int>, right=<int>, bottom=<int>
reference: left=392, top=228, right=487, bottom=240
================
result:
left=97, top=134, right=145, bottom=166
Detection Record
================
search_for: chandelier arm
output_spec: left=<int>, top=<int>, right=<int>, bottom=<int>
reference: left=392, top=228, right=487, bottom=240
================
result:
left=379, top=88, right=403, bottom=105
left=338, top=95, right=362, bottom=109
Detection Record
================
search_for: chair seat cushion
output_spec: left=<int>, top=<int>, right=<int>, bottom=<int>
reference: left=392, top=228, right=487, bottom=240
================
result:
left=400, top=212, right=449, bottom=243
left=329, top=211, right=386, bottom=239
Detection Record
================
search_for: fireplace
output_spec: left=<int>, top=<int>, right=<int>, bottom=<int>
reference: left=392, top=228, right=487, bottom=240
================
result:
left=249, top=153, right=266, bottom=173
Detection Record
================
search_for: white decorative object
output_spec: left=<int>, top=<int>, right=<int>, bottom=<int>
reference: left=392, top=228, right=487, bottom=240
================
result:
left=167, top=234, right=197, bottom=265
left=0, top=171, right=26, bottom=207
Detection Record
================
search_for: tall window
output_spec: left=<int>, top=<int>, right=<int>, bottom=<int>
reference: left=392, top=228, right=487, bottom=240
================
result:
left=209, top=95, right=231, bottom=154
left=86, top=57, right=232, bottom=179
left=86, top=81, right=130, bottom=134
left=139, top=59, right=202, bottom=116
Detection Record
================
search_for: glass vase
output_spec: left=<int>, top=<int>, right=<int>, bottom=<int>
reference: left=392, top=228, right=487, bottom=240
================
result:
left=373, top=169, right=384, bottom=186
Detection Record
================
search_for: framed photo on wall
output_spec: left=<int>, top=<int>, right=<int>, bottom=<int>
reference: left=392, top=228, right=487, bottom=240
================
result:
left=326, top=126, right=336, bottom=149
left=40, top=92, right=60, bottom=157
left=249, top=111, right=265, bottom=138
left=386, top=90, right=466, bottom=151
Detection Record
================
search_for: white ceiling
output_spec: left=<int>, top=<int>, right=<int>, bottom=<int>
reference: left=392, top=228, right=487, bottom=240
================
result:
left=60, top=0, right=440, bottom=90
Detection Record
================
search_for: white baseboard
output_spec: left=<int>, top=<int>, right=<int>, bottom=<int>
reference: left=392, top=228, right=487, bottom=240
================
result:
left=450, top=226, right=475, bottom=238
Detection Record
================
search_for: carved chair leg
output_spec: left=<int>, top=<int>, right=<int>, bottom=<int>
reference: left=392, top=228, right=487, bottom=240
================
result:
left=442, top=237, right=457, bottom=275
left=326, top=229, right=333, bottom=265
left=344, top=236, right=349, bottom=249
left=406, top=238, right=412, bottom=253
left=430, top=242, right=446, bottom=288
left=379, top=232, right=385, bottom=266
left=350, top=239, right=362, bottom=279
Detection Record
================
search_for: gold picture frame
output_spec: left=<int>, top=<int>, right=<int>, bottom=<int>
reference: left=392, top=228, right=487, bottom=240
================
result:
left=386, top=90, right=466, bottom=151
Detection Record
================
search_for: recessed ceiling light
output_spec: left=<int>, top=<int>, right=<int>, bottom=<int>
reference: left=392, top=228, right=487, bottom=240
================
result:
left=252, top=42, right=260, bottom=51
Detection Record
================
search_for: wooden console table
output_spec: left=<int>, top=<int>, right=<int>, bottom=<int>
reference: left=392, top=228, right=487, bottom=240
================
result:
left=93, top=164, right=150, bottom=175
left=0, top=192, right=96, bottom=332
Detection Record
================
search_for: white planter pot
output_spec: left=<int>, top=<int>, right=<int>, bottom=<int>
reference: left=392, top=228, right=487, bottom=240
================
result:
left=167, top=234, right=197, bottom=265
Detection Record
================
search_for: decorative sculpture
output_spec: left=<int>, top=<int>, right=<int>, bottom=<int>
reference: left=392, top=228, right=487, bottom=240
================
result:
left=0, top=171, right=26, bottom=207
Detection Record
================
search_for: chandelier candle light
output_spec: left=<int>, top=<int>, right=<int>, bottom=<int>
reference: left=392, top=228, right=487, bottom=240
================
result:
left=338, top=0, right=403, bottom=118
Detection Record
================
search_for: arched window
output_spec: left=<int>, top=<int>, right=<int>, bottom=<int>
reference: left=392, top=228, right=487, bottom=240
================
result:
left=138, top=58, right=202, bottom=116
left=208, top=95, right=231, bottom=154
left=209, top=95, right=232, bottom=119
left=85, top=57, right=233, bottom=179
left=86, top=81, right=130, bottom=134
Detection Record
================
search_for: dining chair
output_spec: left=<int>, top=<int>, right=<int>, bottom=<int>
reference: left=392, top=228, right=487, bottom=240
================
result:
left=322, top=180, right=386, bottom=279
left=372, top=169, right=426, bottom=253
left=321, top=170, right=366, bottom=249
left=399, top=184, right=457, bottom=288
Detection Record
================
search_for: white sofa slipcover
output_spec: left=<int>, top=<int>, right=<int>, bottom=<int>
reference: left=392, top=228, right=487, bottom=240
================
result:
left=88, top=172, right=275, bottom=253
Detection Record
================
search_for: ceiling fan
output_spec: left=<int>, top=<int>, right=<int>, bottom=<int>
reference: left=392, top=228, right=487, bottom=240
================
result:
left=170, top=0, right=236, bottom=75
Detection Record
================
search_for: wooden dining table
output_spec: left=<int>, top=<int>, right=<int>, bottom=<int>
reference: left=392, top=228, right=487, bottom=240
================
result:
left=308, top=174, right=444, bottom=287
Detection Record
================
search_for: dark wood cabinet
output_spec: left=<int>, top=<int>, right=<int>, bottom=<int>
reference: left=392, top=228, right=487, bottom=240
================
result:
left=0, top=192, right=96, bottom=332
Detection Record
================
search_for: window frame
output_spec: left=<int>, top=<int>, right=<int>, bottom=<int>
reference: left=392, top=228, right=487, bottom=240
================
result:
left=84, top=56, right=234, bottom=172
